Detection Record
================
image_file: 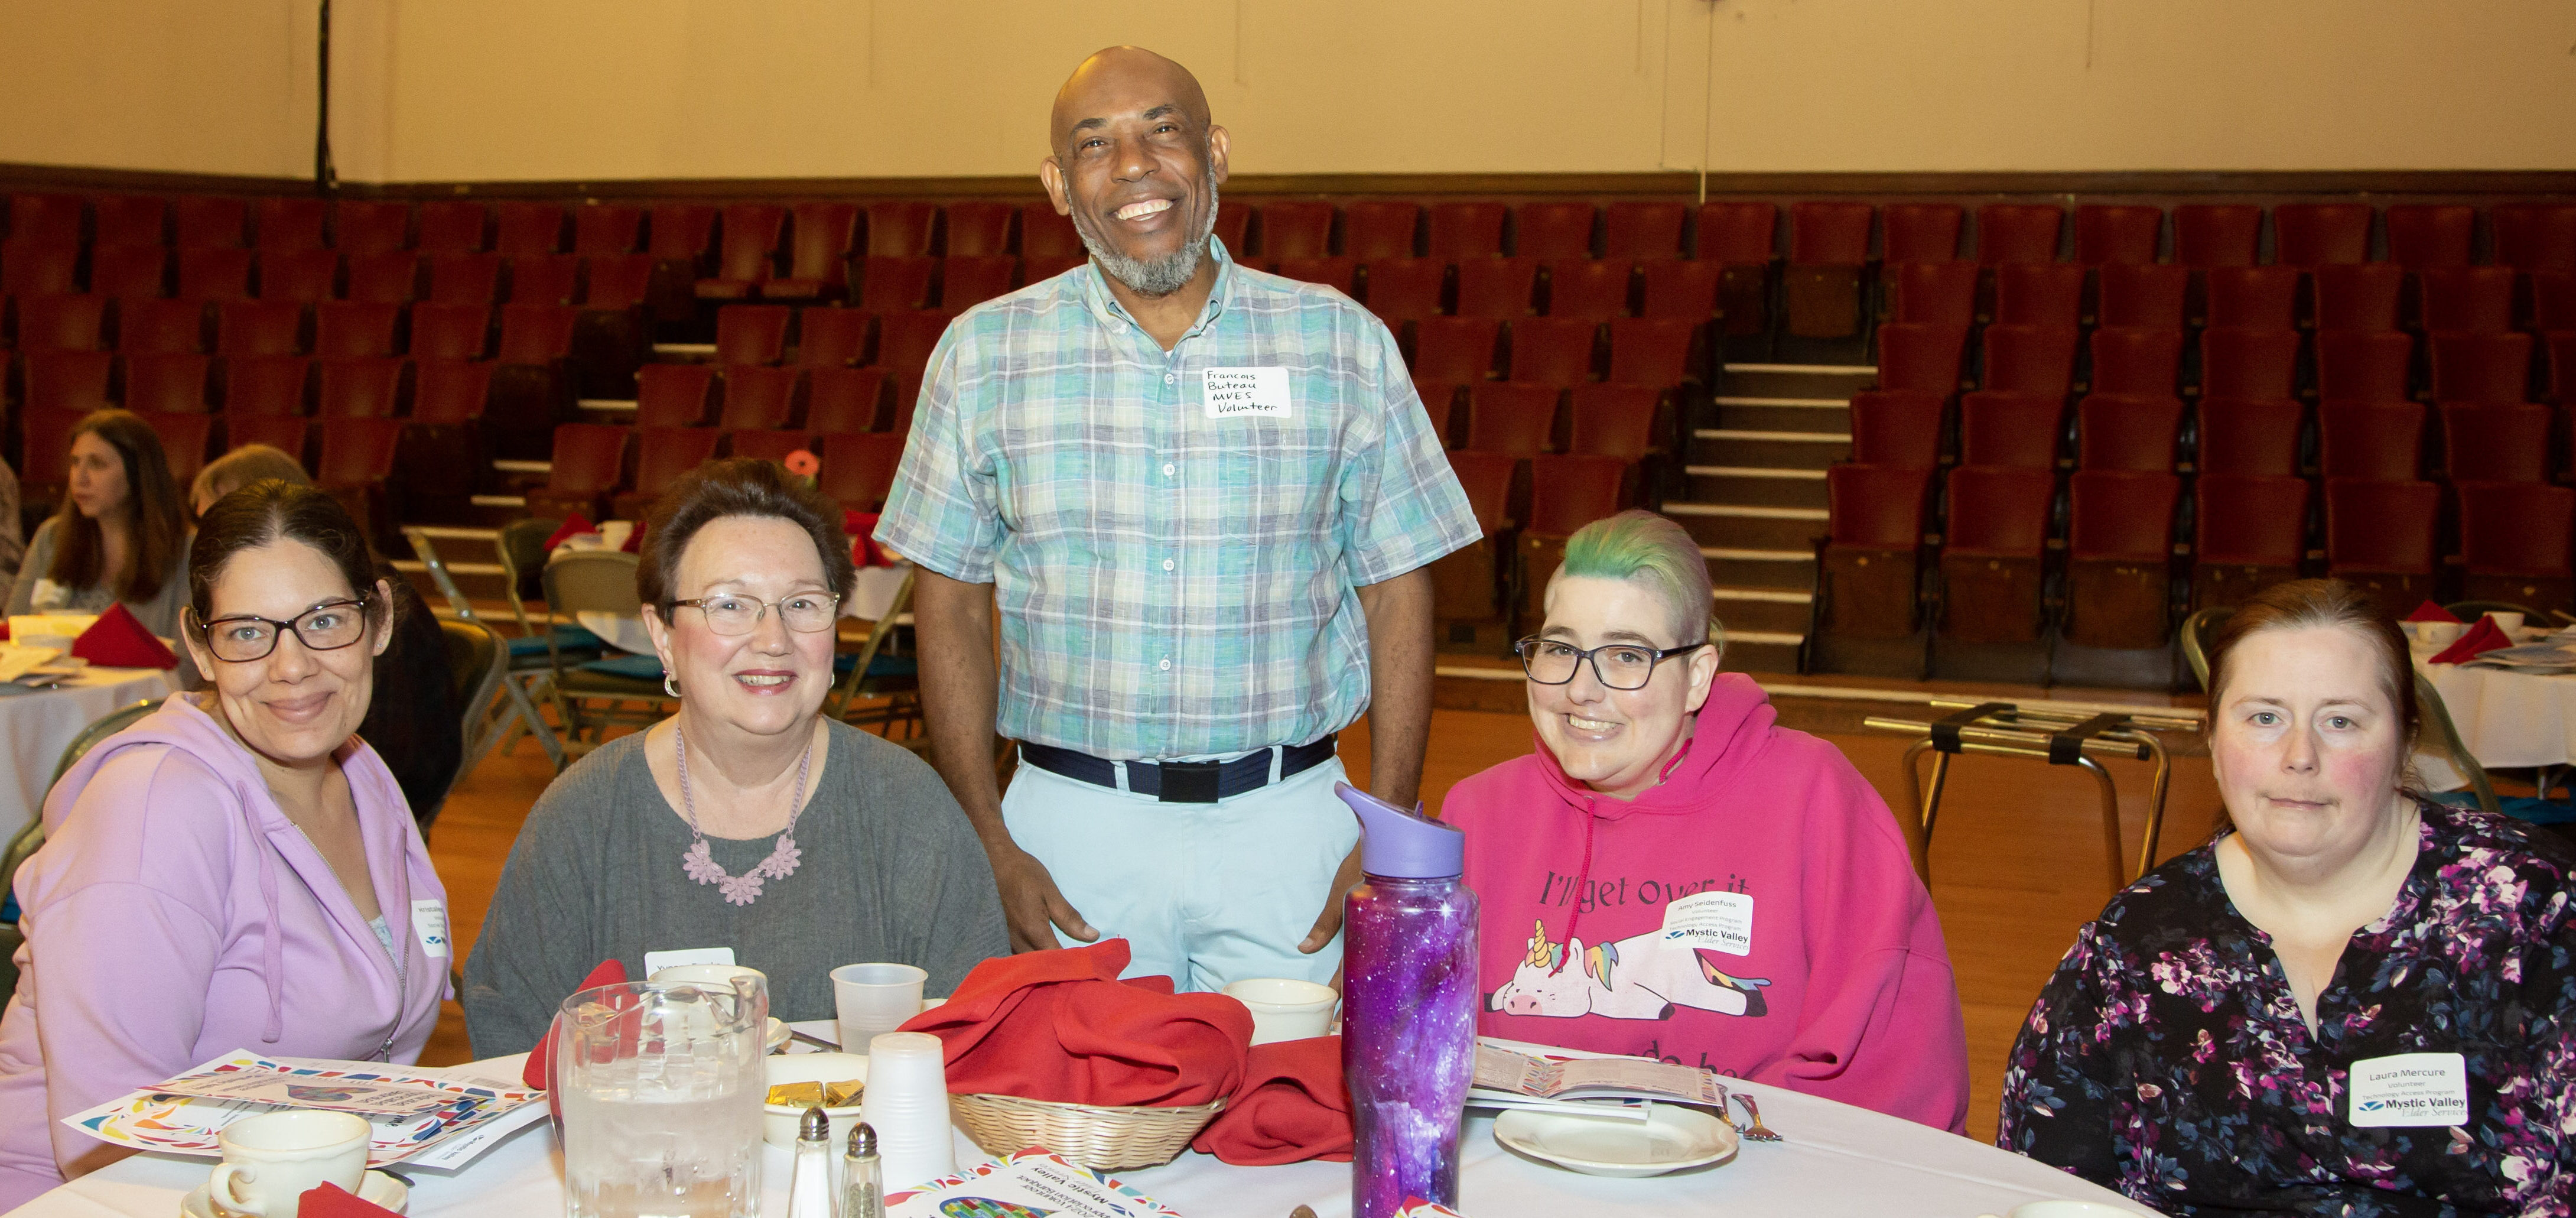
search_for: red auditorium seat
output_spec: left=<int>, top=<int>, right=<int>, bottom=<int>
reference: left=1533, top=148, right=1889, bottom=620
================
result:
left=717, top=365, right=800, bottom=430
left=1991, top=263, right=2086, bottom=327
left=856, top=201, right=932, bottom=258
left=714, top=304, right=792, bottom=366
left=648, top=204, right=718, bottom=265
left=2064, top=469, right=2181, bottom=648
left=256, top=198, right=327, bottom=252
left=1603, top=202, right=1686, bottom=261
left=223, top=415, right=308, bottom=464
left=1362, top=259, right=1446, bottom=323
left=1820, top=463, right=1933, bottom=639
left=573, top=204, right=644, bottom=256
left=2419, top=267, right=2516, bottom=333
left=1507, top=317, right=1598, bottom=386
left=1016, top=203, right=1081, bottom=261
left=17, top=406, right=91, bottom=498
left=89, top=246, right=168, bottom=299
left=633, top=364, right=715, bottom=428
left=2, top=239, right=80, bottom=297
left=392, top=367, right=486, bottom=518
left=175, top=196, right=248, bottom=250
left=414, top=202, right=488, bottom=254
left=1430, top=447, right=1517, bottom=626
left=1889, top=261, right=1979, bottom=326
left=1566, top=384, right=1659, bottom=462
left=315, top=357, right=404, bottom=419
left=2428, top=331, right=2534, bottom=403
left=410, top=359, right=492, bottom=422
left=331, top=201, right=408, bottom=256
left=1255, top=202, right=1332, bottom=260
left=818, top=431, right=906, bottom=512
left=2094, top=263, right=2188, bottom=330
left=2386, top=205, right=2474, bottom=270
left=258, top=249, right=339, bottom=303
left=1344, top=202, right=1421, bottom=260
left=494, top=303, right=578, bottom=365
left=1637, top=260, right=1720, bottom=320
left=136, top=411, right=214, bottom=486
left=2273, top=204, right=2373, bottom=267
left=316, top=416, right=408, bottom=538
left=1937, top=465, right=2056, bottom=643
left=1212, top=201, right=1250, bottom=255
left=1848, top=390, right=1945, bottom=469
left=525, top=424, right=630, bottom=521
left=2203, top=267, right=2301, bottom=331
left=1520, top=454, right=1630, bottom=613
left=2311, top=264, right=2405, bottom=333
left=119, top=298, right=208, bottom=355
left=2492, top=203, right=2576, bottom=272
left=2457, top=481, right=2575, bottom=605
left=2536, top=272, right=2576, bottom=330
left=2173, top=204, right=2261, bottom=268
left=91, top=196, right=165, bottom=248
left=15, top=294, right=107, bottom=352
left=495, top=203, right=566, bottom=257
left=1428, top=202, right=1506, bottom=259
left=2197, top=329, right=2300, bottom=401
left=222, top=356, right=313, bottom=416
left=214, top=300, right=305, bottom=358
left=793, top=308, right=872, bottom=368
left=1466, top=383, right=1560, bottom=457
left=1023, top=255, right=1085, bottom=284
left=2324, top=477, right=2441, bottom=618
left=699, top=204, right=786, bottom=298
left=1696, top=202, right=1776, bottom=335
left=1410, top=317, right=1501, bottom=383
left=1270, top=258, right=1357, bottom=293
left=2550, top=332, right=2576, bottom=404
left=1959, top=391, right=2066, bottom=469
left=2317, top=401, right=2425, bottom=479
left=1544, top=259, right=1629, bottom=320
left=1606, top=317, right=1696, bottom=387
left=2193, top=398, right=2304, bottom=477
left=610, top=427, right=725, bottom=521
left=123, top=355, right=212, bottom=414
left=726, top=428, right=811, bottom=466
left=857, top=255, right=936, bottom=313
left=509, top=255, right=581, bottom=306
left=2076, top=394, right=2184, bottom=472
left=2441, top=402, right=2551, bottom=482
left=2314, top=329, right=2414, bottom=401
left=806, top=367, right=889, bottom=434
left=1514, top=203, right=1596, bottom=261
left=1977, top=324, right=2078, bottom=397
left=2089, top=327, right=2184, bottom=397
left=935, top=202, right=1011, bottom=258
left=1785, top=201, right=1872, bottom=337
left=1880, top=203, right=1963, bottom=265
left=408, top=302, right=490, bottom=362
left=1416, top=381, right=1465, bottom=444
left=1975, top=204, right=2062, bottom=265
left=941, top=256, right=1017, bottom=310
left=7, top=194, right=83, bottom=245
left=343, top=252, right=419, bottom=304
left=763, top=202, right=860, bottom=300
left=426, top=253, right=504, bottom=304
left=2193, top=474, right=2311, bottom=608
left=2073, top=205, right=2161, bottom=265
left=179, top=248, right=256, bottom=301
left=313, top=301, right=399, bottom=359
left=1874, top=323, right=1969, bottom=396
left=1455, top=258, right=1537, bottom=319
left=874, top=310, right=951, bottom=429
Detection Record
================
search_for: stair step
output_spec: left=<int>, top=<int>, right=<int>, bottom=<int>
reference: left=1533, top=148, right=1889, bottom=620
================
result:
left=653, top=343, right=717, bottom=359
left=493, top=459, right=551, bottom=474
left=1666, top=502, right=1827, bottom=549
left=391, top=558, right=505, bottom=577
left=1710, top=395, right=1852, bottom=433
left=471, top=494, right=529, bottom=508
left=1689, top=428, right=1852, bottom=470
left=580, top=398, right=639, bottom=414
left=1684, top=465, right=1829, bottom=509
left=1717, top=629, right=1806, bottom=675
left=411, top=525, right=499, bottom=541
left=1666, top=503, right=1827, bottom=521
left=1700, top=545, right=1816, bottom=592
left=1718, top=362, right=1878, bottom=401
left=1710, top=586, right=1811, bottom=632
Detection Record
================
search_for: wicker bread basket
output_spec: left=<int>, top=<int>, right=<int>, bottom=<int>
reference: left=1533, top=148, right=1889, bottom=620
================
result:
left=949, top=1092, right=1227, bottom=1170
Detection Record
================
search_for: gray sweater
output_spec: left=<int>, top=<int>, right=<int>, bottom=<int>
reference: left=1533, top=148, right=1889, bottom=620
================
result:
left=461, top=720, right=1008, bottom=1058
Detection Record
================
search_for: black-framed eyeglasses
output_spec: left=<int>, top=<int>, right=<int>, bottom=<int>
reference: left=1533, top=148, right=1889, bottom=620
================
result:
left=197, top=596, right=374, bottom=664
left=666, top=592, right=843, bottom=636
left=1513, top=636, right=1707, bottom=691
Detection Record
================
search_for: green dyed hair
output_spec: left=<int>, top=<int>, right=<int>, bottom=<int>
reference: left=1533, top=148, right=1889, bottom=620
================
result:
left=1546, top=509, right=1719, bottom=651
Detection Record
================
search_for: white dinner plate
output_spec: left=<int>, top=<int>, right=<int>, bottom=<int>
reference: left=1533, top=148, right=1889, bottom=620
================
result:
left=181, top=1168, right=409, bottom=1216
left=1494, top=1103, right=1739, bottom=1178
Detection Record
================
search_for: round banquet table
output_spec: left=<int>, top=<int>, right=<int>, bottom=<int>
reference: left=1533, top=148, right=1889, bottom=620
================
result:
left=2410, top=641, right=2576, bottom=791
left=0, top=666, right=178, bottom=844
left=19, top=1032, right=2146, bottom=1218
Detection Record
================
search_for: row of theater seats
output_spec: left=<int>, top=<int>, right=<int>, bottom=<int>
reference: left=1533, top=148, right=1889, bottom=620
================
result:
left=1890, top=261, right=2576, bottom=337
left=1427, top=450, right=1631, bottom=638
left=521, top=423, right=903, bottom=525
left=1875, top=324, right=2567, bottom=411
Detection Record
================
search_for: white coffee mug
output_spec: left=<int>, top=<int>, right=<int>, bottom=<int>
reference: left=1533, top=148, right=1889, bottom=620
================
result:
left=1224, top=977, right=1340, bottom=1045
left=2485, top=612, right=2525, bottom=635
left=207, top=1109, right=370, bottom=1217
left=2418, top=621, right=2466, bottom=647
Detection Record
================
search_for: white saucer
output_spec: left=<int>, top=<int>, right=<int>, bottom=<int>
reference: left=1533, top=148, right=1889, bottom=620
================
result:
left=181, top=1169, right=409, bottom=1217
left=1494, top=1103, right=1738, bottom=1178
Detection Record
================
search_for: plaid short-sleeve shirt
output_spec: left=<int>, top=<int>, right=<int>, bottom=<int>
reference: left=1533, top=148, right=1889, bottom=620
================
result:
left=874, top=240, right=1478, bottom=761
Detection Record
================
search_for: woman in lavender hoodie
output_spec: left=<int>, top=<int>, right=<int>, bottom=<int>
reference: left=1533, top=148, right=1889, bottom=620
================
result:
left=0, top=480, right=447, bottom=1209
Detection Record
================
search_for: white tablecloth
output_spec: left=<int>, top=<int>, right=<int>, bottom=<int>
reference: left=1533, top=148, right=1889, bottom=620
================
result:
left=2412, top=642, right=2576, bottom=788
left=21, top=1035, right=2142, bottom=1218
left=0, top=667, right=177, bottom=844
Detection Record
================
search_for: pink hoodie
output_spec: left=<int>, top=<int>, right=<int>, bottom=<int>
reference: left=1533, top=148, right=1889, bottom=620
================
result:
left=0, top=696, right=448, bottom=1209
left=1443, top=673, right=1970, bottom=1133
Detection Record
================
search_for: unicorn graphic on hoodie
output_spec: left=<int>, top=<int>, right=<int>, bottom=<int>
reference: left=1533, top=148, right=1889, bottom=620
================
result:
left=1485, top=918, right=1772, bottom=1021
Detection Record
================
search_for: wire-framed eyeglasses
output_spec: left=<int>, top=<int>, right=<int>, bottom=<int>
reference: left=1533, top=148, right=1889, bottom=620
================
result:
left=1513, top=636, right=1707, bottom=690
left=666, top=592, right=843, bottom=636
left=197, top=596, right=375, bottom=664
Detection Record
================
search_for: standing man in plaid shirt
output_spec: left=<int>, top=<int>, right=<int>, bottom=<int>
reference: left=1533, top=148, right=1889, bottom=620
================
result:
left=874, top=46, right=1477, bottom=991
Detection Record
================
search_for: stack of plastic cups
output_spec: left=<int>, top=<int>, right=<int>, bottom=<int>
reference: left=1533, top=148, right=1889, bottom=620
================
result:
left=856, top=1031, right=956, bottom=1191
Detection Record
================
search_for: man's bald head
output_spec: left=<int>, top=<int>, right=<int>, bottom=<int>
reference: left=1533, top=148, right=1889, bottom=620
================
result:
left=1050, top=46, right=1212, bottom=154
left=1038, top=46, right=1231, bottom=302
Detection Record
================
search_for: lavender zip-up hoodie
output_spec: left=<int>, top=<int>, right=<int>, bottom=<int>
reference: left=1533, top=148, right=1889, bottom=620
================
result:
left=0, top=695, right=447, bottom=1209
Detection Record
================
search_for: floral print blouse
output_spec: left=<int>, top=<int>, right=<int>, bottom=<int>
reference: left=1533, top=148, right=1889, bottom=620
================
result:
left=1999, top=802, right=2576, bottom=1216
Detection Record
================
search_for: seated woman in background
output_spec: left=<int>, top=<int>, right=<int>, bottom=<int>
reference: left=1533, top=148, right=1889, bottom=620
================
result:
left=463, top=459, right=1007, bottom=1056
left=191, top=447, right=461, bottom=831
left=0, top=483, right=446, bottom=1209
left=5, top=409, right=190, bottom=638
left=2001, top=579, right=2576, bottom=1214
left=1442, top=511, right=1969, bottom=1132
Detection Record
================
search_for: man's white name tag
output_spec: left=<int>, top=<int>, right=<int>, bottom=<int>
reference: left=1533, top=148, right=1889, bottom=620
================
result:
left=1659, top=890, right=1753, bottom=957
left=643, top=947, right=737, bottom=976
left=1203, top=367, right=1291, bottom=418
left=2349, top=1051, right=2469, bottom=1127
left=411, top=899, right=449, bottom=959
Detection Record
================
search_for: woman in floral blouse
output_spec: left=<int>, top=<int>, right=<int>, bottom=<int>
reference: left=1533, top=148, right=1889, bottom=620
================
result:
left=2001, top=579, right=2576, bottom=1216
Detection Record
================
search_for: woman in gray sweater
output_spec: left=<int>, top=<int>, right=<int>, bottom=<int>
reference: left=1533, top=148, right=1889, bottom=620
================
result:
left=462, top=459, right=1007, bottom=1056
left=5, top=410, right=190, bottom=638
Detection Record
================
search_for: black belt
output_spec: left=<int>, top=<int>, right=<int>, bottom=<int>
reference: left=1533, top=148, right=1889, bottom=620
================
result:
left=1019, top=738, right=1336, bottom=804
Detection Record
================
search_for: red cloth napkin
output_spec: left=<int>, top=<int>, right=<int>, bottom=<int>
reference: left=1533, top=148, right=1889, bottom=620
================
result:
left=541, top=514, right=598, bottom=554
left=521, top=959, right=629, bottom=1090
left=843, top=510, right=895, bottom=568
left=897, top=940, right=1250, bottom=1107
left=2431, top=615, right=2515, bottom=664
left=1191, top=1035, right=1352, bottom=1165
left=298, top=1182, right=398, bottom=1217
left=2405, top=600, right=2462, bottom=623
left=70, top=603, right=177, bottom=669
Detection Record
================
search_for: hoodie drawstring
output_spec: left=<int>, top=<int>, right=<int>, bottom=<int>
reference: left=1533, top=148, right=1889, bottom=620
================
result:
left=246, top=788, right=286, bottom=1043
left=1549, top=798, right=1599, bottom=977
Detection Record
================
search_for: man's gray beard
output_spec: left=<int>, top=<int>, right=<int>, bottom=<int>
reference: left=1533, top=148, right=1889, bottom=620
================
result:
left=1071, top=174, right=1221, bottom=298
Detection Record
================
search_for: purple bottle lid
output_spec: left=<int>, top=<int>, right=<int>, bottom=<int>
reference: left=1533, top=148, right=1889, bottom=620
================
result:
left=1338, top=781, right=1464, bottom=879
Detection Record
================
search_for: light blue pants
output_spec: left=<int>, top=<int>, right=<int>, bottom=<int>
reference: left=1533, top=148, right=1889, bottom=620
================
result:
left=998, top=752, right=1360, bottom=993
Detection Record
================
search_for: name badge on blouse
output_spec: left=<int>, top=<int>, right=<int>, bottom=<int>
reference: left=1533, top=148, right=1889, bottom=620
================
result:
left=1203, top=368, right=1291, bottom=419
left=2349, top=1052, right=2469, bottom=1126
left=1659, top=890, right=1753, bottom=957
left=644, top=947, right=737, bottom=975
left=411, top=899, right=450, bottom=958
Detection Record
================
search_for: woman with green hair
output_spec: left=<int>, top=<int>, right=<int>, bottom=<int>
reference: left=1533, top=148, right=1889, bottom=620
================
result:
left=1442, top=509, right=1970, bottom=1131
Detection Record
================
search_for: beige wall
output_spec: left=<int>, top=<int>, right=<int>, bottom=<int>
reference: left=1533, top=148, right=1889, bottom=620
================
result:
left=7, top=1, right=2574, bottom=185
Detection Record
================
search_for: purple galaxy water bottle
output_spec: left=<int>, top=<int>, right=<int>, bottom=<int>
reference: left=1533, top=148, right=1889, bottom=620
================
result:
left=1337, top=782, right=1478, bottom=1218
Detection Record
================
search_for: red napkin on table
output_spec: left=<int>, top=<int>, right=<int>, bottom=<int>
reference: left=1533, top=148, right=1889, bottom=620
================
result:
left=897, top=939, right=1251, bottom=1107
left=70, top=603, right=177, bottom=669
left=521, top=958, right=629, bottom=1090
left=298, top=1182, right=398, bottom=1217
left=2405, top=600, right=2462, bottom=623
left=1191, top=1035, right=1353, bottom=1165
left=2430, top=615, right=2515, bottom=665
left=843, top=510, right=896, bottom=568
left=541, top=513, right=599, bottom=554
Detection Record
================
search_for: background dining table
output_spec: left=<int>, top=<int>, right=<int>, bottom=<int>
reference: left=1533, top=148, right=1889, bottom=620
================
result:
left=2411, top=638, right=2576, bottom=791
left=0, top=666, right=177, bottom=845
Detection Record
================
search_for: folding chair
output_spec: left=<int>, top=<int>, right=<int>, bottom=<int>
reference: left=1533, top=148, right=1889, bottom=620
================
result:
left=542, top=549, right=678, bottom=753
left=404, top=524, right=570, bottom=772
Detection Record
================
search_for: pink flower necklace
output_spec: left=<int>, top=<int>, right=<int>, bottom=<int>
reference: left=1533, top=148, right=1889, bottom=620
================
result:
left=675, top=725, right=814, bottom=907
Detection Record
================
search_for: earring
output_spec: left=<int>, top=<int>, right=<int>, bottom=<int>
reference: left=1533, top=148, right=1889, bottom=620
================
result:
left=663, top=674, right=682, bottom=699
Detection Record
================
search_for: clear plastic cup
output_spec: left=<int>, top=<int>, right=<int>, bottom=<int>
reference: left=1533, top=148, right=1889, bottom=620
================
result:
left=856, top=1031, right=955, bottom=1190
left=831, top=962, right=926, bottom=1055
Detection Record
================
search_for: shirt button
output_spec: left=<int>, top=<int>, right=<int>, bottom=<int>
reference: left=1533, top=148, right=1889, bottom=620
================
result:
left=1159, top=658, right=1172, bottom=671
left=1163, top=373, right=1176, bottom=385
left=1162, top=463, right=1176, bottom=476
left=1163, top=558, right=1175, bottom=571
